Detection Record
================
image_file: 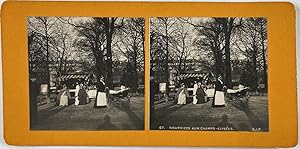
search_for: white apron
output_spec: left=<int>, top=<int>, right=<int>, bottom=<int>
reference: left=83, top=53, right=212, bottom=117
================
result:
left=205, top=88, right=215, bottom=98
left=214, top=91, right=225, bottom=106
left=59, top=94, right=68, bottom=106
left=96, top=92, right=107, bottom=106
left=177, top=90, right=186, bottom=105
left=74, top=85, right=80, bottom=106
left=192, top=96, right=198, bottom=104
left=192, top=84, right=198, bottom=104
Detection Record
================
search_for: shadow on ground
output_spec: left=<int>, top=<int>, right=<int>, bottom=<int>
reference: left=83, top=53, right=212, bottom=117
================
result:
left=151, top=101, right=189, bottom=129
left=110, top=100, right=144, bottom=130
left=228, top=99, right=268, bottom=131
left=96, top=115, right=118, bottom=130
left=37, top=104, right=71, bottom=123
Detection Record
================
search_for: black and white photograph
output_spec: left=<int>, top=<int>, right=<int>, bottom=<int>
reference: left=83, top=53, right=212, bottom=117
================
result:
left=150, top=17, right=268, bottom=131
left=28, top=17, right=145, bottom=130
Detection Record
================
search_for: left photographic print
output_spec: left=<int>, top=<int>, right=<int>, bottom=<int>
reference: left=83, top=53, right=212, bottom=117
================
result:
left=28, top=17, right=145, bottom=130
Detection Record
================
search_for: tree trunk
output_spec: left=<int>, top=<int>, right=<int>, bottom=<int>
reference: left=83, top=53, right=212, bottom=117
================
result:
left=93, top=32, right=104, bottom=86
left=178, top=45, right=184, bottom=74
left=106, top=35, right=113, bottom=88
left=95, top=52, right=103, bottom=83
left=58, top=47, right=66, bottom=80
left=44, top=19, right=51, bottom=100
left=178, top=59, right=183, bottom=75
left=212, top=44, right=223, bottom=77
left=28, top=34, right=35, bottom=75
left=260, top=21, right=268, bottom=92
left=252, top=44, right=258, bottom=90
left=224, top=31, right=233, bottom=88
left=104, top=17, right=114, bottom=89
left=132, top=40, right=139, bottom=92
left=165, top=25, right=169, bottom=96
left=141, top=25, right=145, bottom=66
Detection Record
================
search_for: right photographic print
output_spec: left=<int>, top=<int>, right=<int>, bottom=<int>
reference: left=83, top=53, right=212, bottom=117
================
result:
left=150, top=17, right=268, bottom=131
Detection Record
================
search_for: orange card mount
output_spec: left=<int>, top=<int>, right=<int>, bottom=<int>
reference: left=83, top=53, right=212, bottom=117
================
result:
left=1, top=1, right=297, bottom=147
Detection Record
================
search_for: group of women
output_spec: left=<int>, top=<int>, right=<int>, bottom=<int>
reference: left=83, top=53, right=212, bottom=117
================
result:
left=56, top=75, right=130, bottom=108
left=57, top=83, right=90, bottom=106
left=176, top=75, right=226, bottom=107
left=57, top=75, right=229, bottom=108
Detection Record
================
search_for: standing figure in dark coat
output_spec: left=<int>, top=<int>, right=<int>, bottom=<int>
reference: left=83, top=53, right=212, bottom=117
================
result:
left=195, top=82, right=207, bottom=104
left=212, top=75, right=226, bottom=107
left=94, top=76, right=108, bottom=108
left=78, top=84, right=88, bottom=105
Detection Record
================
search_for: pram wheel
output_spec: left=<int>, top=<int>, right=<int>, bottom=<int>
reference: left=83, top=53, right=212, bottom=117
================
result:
left=226, top=89, right=251, bottom=110
left=121, top=95, right=131, bottom=108
left=109, top=94, right=131, bottom=109
left=121, top=100, right=130, bottom=108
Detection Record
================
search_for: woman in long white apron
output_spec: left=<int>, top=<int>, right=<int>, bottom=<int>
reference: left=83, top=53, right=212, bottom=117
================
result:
left=94, top=76, right=108, bottom=108
left=192, top=81, right=198, bottom=104
left=58, top=85, right=71, bottom=106
left=212, top=76, right=226, bottom=107
left=177, top=83, right=188, bottom=105
left=60, top=93, right=69, bottom=106
left=74, top=83, right=80, bottom=106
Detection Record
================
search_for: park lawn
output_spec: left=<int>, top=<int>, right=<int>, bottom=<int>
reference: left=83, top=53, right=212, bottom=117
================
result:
left=152, top=95, right=269, bottom=131
left=31, top=96, right=144, bottom=130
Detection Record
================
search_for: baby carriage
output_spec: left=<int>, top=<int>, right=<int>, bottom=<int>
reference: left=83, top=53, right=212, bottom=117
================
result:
left=108, top=87, right=131, bottom=108
left=226, top=85, right=250, bottom=108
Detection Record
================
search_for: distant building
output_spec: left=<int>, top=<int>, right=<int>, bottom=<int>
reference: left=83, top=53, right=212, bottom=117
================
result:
left=151, top=59, right=212, bottom=87
left=48, top=60, right=91, bottom=88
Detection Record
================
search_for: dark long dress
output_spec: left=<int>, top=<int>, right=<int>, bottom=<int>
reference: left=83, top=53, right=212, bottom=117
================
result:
left=212, top=80, right=225, bottom=107
left=97, top=81, right=106, bottom=92
left=94, top=81, right=106, bottom=108
left=196, top=87, right=206, bottom=103
left=78, top=89, right=88, bottom=105
left=215, top=80, right=223, bottom=91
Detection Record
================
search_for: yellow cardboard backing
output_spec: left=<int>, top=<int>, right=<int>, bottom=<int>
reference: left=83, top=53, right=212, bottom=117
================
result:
left=1, top=1, right=297, bottom=147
